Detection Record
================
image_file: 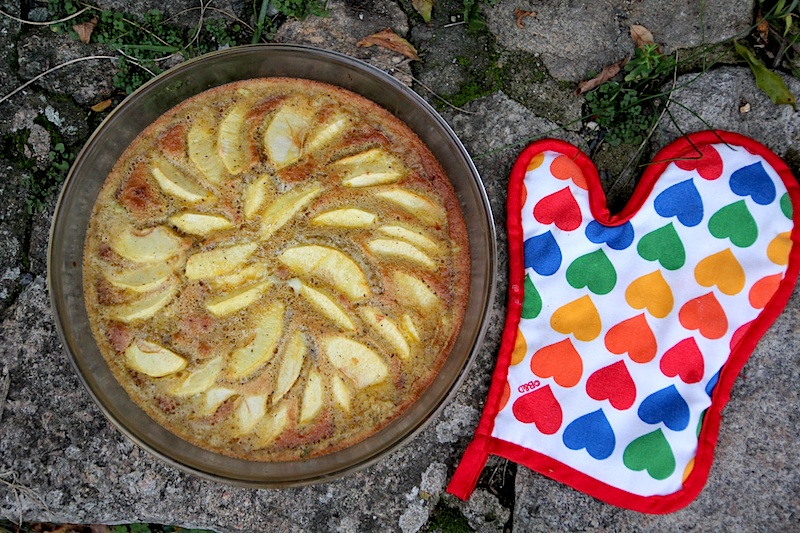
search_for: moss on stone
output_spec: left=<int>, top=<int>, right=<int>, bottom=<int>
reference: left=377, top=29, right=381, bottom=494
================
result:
left=0, top=129, right=35, bottom=170
left=424, top=500, right=472, bottom=532
left=439, top=16, right=578, bottom=126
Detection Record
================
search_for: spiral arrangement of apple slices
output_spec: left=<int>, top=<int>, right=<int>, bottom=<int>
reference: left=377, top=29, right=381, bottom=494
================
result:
left=83, top=79, right=469, bottom=460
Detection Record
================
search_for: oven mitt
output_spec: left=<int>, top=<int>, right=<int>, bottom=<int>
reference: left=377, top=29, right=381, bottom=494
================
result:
left=447, top=131, right=800, bottom=513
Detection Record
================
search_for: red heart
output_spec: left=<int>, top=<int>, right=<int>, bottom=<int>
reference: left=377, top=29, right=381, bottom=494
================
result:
left=674, top=144, right=723, bottom=180
left=604, top=314, right=657, bottom=363
left=533, top=187, right=582, bottom=231
left=730, top=321, right=754, bottom=351
left=586, top=360, right=636, bottom=410
left=512, top=384, right=563, bottom=434
left=679, top=292, right=728, bottom=339
left=530, top=338, right=583, bottom=388
left=660, top=337, right=705, bottom=384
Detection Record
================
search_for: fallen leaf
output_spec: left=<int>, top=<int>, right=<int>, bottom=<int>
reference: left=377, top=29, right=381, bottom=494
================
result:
left=89, top=525, right=112, bottom=533
left=735, top=40, right=797, bottom=109
left=756, top=17, right=769, bottom=44
left=515, top=9, right=536, bottom=28
left=91, top=99, right=112, bottom=112
left=412, top=0, right=433, bottom=23
left=575, top=59, right=626, bottom=95
left=73, top=17, right=98, bottom=45
left=357, top=29, right=419, bottom=61
left=37, top=526, right=80, bottom=533
left=630, top=24, right=654, bottom=49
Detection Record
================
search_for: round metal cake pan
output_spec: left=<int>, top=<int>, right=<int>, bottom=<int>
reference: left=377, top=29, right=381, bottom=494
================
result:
left=48, top=44, right=496, bottom=487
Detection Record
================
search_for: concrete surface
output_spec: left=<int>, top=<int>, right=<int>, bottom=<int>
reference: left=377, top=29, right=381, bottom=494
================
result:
left=0, top=0, right=798, bottom=531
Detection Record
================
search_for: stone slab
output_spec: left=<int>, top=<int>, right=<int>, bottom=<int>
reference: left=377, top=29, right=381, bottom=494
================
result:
left=0, top=162, right=30, bottom=310
left=484, top=0, right=754, bottom=82
left=0, top=0, right=21, bottom=97
left=653, top=66, right=800, bottom=157
left=274, top=0, right=413, bottom=86
left=16, top=29, right=117, bottom=106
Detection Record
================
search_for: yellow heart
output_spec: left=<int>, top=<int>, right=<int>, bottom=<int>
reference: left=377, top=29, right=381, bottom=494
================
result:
left=768, top=231, right=792, bottom=266
left=625, top=270, right=674, bottom=319
left=682, top=457, right=696, bottom=483
left=694, top=248, right=745, bottom=296
left=550, top=295, right=601, bottom=341
left=511, top=328, right=527, bottom=365
left=527, top=152, right=545, bottom=172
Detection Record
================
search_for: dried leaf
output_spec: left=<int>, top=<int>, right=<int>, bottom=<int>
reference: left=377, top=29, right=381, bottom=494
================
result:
left=735, top=41, right=797, bottom=109
left=630, top=24, right=654, bottom=49
left=514, top=9, right=536, bottom=29
left=89, top=525, right=112, bottom=533
left=91, top=99, right=112, bottom=112
left=39, top=526, right=78, bottom=533
left=575, top=59, right=626, bottom=95
left=756, top=17, right=770, bottom=44
left=357, top=29, right=419, bottom=61
left=412, top=0, right=433, bottom=23
left=73, top=17, right=98, bottom=45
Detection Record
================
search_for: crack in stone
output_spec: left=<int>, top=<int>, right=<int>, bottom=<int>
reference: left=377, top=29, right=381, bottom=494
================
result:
left=0, top=366, right=9, bottom=422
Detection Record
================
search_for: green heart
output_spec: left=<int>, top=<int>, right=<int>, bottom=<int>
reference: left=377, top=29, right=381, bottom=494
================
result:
left=708, top=200, right=758, bottom=248
left=566, top=249, right=617, bottom=295
left=522, top=274, right=542, bottom=319
left=637, top=222, right=685, bottom=270
left=623, top=429, right=676, bottom=480
left=781, top=192, right=792, bottom=220
left=697, top=410, right=705, bottom=438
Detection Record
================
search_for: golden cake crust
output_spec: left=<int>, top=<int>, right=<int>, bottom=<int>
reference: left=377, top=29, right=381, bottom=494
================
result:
left=82, top=77, right=470, bottom=461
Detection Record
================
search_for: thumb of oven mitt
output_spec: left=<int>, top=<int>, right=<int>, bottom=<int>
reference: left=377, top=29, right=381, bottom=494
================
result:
left=447, top=131, right=800, bottom=513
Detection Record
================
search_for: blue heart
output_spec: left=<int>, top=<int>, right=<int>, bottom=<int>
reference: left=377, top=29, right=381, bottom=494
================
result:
left=563, top=409, right=615, bottom=460
left=705, top=370, right=720, bottom=397
left=585, top=220, right=634, bottom=250
left=638, top=385, right=690, bottom=431
left=654, top=179, right=704, bottom=227
left=524, top=231, right=561, bottom=276
left=730, top=161, right=776, bottom=205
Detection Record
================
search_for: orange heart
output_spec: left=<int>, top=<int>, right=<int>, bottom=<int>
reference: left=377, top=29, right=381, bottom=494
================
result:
left=625, top=270, right=674, bottom=319
left=679, top=292, right=728, bottom=339
left=694, top=248, right=745, bottom=295
left=530, top=338, right=583, bottom=388
left=499, top=381, right=511, bottom=412
left=605, top=314, right=657, bottom=363
left=550, top=295, right=602, bottom=341
left=749, top=273, right=783, bottom=309
left=550, top=154, right=588, bottom=190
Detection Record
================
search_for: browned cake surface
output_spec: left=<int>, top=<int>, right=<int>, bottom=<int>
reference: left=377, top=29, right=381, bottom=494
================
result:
left=82, top=77, right=470, bottom=461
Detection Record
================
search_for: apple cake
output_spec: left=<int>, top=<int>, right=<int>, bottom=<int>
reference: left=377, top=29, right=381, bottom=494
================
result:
left=82, top=77, right=471, bottom=461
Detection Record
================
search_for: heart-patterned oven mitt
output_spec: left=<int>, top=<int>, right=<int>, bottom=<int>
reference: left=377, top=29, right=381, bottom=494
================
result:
left=447, top=131, right=800, bottom=513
